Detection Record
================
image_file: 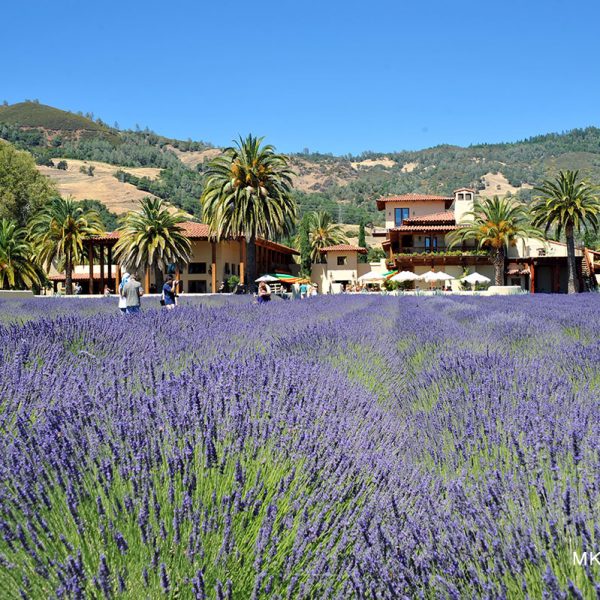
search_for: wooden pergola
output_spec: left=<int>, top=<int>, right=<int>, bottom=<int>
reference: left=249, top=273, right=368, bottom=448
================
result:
left=67, top=225, right=299, bottom=294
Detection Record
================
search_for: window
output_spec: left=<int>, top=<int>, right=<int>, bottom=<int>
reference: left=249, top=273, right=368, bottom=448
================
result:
left=188, top=280, right=207, bottom=293
left=337, top=256, right=347, bottom=266
left=224, top=262, right=230, bottom=275
left=188, top=262, right=207, bottom=274
left=424, top=237, right=438, bottom=251
left=458, top=193, right=464, bottom=200
left=394, top=207, right=410, bottom=226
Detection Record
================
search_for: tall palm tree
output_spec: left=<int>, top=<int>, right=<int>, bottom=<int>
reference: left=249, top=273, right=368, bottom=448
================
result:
left=113, top=197, right=191, bottom=291
left=201, top=135, right=296, bottom=286
left=305, top=211, right=348, bottom=263
left=532, top=170, right=600, bottom=293
left=448, top=196, right=542, bottom=286
left=0, top=218, right=44, bottom=290
left=30, top=197, right=103, bottom=294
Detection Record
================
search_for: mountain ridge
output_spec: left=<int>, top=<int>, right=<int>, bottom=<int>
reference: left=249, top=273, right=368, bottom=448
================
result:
left=2, top=101, right=600, bottom=227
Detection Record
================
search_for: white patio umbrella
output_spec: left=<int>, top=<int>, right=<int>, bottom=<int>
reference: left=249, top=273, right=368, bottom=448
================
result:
left=420, top=270, right=454, bottom=289
left=460, top=271, right=491, bottom=291
left=255, top=274, right=280, bottom=283
left=459, top=272, right=491, bottom=285
left=358, top=271, right=386, bottom=282
left=390, top=271, right=421, bottom=283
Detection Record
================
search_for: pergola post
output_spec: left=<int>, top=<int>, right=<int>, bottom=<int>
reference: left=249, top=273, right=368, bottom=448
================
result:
left=107, top=246, right=112, bottom=285
left=239, top=238, right=245, bottom=284
left=88, top=240, right=94, bottom=295
left=530, top=261, right=536, bottom=294
left=144, top=270, right=150, bottom=294
left=99, top=245, right=105, bottom=293
left=211, top=241, right=217, bottom=292
left=115, top=264, right=120, bottom=292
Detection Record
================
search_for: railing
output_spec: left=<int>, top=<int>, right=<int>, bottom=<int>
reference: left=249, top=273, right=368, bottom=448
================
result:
left=394, top=246, right=450, bottom=254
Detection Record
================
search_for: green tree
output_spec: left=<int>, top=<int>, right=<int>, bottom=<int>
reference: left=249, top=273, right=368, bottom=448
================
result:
left=56, top=160, right=68, bottom=170
left=358, top=220, right=367, bottom=263
left=448, top=196, right=542, bottom=286
left=0, top=142, right=56, bottom=226
left=306, top=211, right=348, bottom=263
left=0, top=218, right=43, bottom=289
left=113, top=197, right=191, bottom=291
left=532, top=170, right=600, bottom=293
left=201, top=135, right=296, bottom=286
left=297, top=213, right=312, bottom=275
left=30, top=197, right=103, bottom=294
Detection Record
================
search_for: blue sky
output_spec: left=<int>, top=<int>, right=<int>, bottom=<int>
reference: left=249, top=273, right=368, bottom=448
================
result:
left=3, top=0, right=600, bottom=155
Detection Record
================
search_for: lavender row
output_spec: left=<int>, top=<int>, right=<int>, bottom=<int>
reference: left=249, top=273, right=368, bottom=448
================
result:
left=0, top=294, right=599, bottom=598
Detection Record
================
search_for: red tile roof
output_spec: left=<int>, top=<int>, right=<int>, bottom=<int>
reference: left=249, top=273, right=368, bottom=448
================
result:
left=376, top=194, right=453, bottom=211
left=319, top=244, right=368, bottom=254
left=403, top=211, right=455, bottom=224
left=89, top=222, right=298, bottom=254
left=390, top=225, right=459, bottom=232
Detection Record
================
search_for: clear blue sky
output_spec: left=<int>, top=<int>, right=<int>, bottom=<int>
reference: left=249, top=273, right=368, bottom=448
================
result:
left=3, top=0, right=600, bottom=155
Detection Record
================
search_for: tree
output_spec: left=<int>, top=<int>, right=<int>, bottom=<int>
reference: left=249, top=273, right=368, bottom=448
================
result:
left=0, top=142, right=56, bottom=226
left=113, top=197, right=191, bottom=292
left=56, top=160, right=68, bottom=170
left=358, top=220, right=367, bottom=263
left=201, top=135, right=296, bottom=286
left=0, top=218, right=43, bottom=289
left=306, top=211, right=348, bottom=263
left=297, top=214, right=312, bottom=275
left=30, top=197, right=103, bottom=294
left=532, top=170, right=600, bottom=293
left=448, top=196, right=542, bottom=286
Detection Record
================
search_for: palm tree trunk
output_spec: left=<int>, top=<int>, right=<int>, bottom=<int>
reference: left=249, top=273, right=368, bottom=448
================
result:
left=246, top=235, right=257, bottom=291
left=493, top=247, right=505, bottom=286
left=65, top=249, right=73, bottom=295
left=565, top=223, right=579, bottom=294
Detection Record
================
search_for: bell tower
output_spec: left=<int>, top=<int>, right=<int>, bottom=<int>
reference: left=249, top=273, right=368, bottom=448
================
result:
left=453, top=188, right=475, bottom=224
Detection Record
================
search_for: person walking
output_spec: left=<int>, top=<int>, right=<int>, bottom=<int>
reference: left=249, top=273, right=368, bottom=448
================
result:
left=299, top=281, right=308, bottom=299
left=162, top=275, right=178, bottom=310
left=118, top=272, right=130, bottom=314
left=122, top=272, right=144, bottom=314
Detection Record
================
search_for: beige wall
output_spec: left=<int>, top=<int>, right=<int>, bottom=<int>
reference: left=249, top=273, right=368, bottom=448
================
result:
left=311, top=251, right=365, bottom=293
left=383, top=201, right=448, bottom=229
left=453, top=190, right=475, bottom=224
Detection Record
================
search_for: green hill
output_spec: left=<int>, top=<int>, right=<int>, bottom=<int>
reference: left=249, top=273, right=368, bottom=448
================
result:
left=0, top=101, right=112, bottom=134
left=2, top=101, right=600, bottom=235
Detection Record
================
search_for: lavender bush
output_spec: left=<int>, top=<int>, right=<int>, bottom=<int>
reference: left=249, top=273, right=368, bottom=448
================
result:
left=1, top=295, right=599, bottom=598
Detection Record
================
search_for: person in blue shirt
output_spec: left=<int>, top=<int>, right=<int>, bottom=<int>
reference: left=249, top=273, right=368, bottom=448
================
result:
left=162, top=275, right=178, bottom=309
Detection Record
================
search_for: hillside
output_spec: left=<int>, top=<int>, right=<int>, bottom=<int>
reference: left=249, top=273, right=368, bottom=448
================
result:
left=3, top=101, right=600, bottom=229
left=37, top=159, right=162, bottom=213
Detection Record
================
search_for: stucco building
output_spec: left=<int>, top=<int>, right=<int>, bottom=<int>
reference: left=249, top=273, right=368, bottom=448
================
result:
left=49, top=222, right=298, bottom=294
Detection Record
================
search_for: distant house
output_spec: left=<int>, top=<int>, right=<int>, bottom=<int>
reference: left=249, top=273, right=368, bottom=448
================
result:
left=311, top=244, right=370, bottom=294
left=48, top=222, right=299, bottom=294
left=372, top=188, right=597, bottom=293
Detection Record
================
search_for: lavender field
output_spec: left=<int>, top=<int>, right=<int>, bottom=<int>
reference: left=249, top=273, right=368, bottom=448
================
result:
left=1, top=295, right=599, bottom=599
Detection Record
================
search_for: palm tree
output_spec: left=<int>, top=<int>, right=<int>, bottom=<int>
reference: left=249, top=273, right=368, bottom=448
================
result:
left=305, top=211, right=348, bottom=263
left=532, top=170, right=600, bottom=293
left=201, top=135, right=296, bottom=286
left=448, top=196, right=542, bottom=286
left=0, top=218, right=44, bottom=290
left=113, top=197, right=191, bottom=291
left=30, top=197, right=103, bottom=294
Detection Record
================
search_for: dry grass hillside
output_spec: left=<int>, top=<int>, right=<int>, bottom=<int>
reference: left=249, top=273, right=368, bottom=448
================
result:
left=478, top=172, right=533, bottom=198
left=288, top=157, right=357, bottom=192
left=37, top=159, right=162, bottom=214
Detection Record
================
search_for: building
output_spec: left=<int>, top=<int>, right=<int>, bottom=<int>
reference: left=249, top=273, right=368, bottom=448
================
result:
left=372, top=188, right=597, bottom=292
left=48, top=222, right=299, bottom=294
left=311, top=244, right=370, bottom=294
